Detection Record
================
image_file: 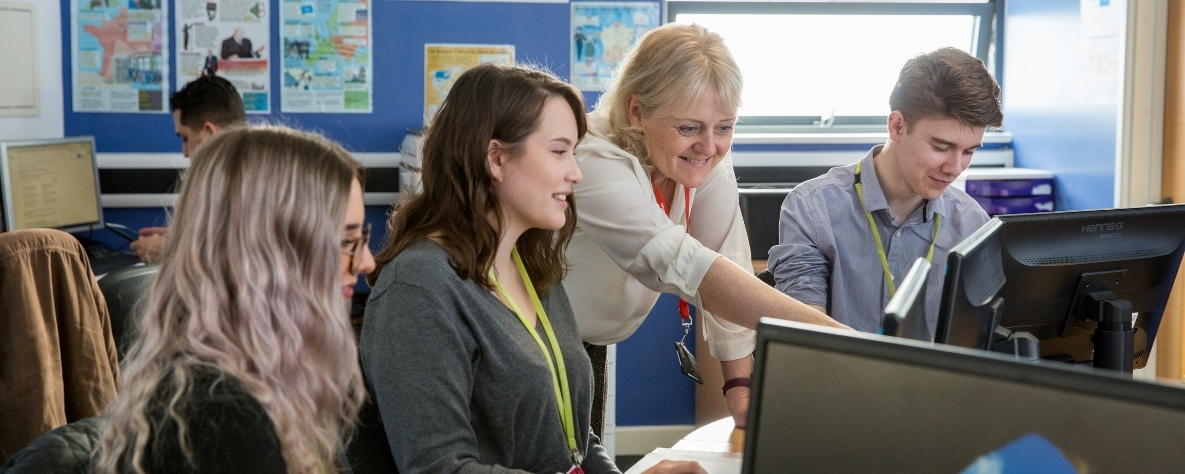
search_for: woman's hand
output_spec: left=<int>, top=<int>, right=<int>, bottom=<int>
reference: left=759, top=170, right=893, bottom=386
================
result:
left=641, top=460, right=709, bottom=474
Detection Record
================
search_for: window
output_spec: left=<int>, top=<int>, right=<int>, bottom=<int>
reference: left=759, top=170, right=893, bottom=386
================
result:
left=668, top=1, right=999, bottom=131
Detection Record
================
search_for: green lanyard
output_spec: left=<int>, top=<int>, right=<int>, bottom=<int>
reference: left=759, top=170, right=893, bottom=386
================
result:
left=489, top=247, right=580, bottom=465
left=853, top=160, right=941, bottom=298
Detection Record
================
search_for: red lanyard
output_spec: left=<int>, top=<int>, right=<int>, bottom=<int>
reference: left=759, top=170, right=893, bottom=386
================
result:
left=653, top=183, right=692, bottom=321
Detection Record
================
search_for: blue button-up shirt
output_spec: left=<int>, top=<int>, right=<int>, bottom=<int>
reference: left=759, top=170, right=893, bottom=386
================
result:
left=768, top=146, right=990, bottom=333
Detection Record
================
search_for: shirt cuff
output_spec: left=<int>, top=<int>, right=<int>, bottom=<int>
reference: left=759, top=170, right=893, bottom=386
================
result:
left=701, top=307, right=756, bottom=361
left=681, top=245, right=721, bottom=299
left=775, top=274, right=829, bottom=310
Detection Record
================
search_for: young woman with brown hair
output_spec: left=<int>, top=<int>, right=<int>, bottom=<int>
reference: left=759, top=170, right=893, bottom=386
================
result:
left=362, top=63, right=704, bottom=474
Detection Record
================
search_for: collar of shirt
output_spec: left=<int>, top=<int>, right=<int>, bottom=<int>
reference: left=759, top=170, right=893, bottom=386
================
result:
left=581, top=113, right=652, bottom=191
left=580, top=113, right=701, bottom=216
left=858, top=145, right=947, bottom=225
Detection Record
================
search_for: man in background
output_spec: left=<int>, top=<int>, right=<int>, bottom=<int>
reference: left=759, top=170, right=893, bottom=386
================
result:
left=768, top=47, right=1002, bottom=335
left=129, top=75, right=245, bottom=263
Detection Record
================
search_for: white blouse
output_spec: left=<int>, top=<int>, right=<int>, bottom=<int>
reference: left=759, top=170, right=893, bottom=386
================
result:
left=563, top=113, right=756, bottom=361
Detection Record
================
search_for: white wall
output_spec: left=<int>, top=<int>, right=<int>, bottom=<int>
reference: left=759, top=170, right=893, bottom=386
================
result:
left=0, top=0, right=63, bottom=141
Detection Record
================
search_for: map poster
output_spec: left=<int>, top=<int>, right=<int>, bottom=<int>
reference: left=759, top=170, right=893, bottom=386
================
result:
left=570, top=2, right=659, bottom=91
left=175, top=0, right=271, bottom=113
left=71, top=0, right=168, bottom=113
left=281, top=0, right=373, bottom=113
left=423, top=44, right=514, bottom=124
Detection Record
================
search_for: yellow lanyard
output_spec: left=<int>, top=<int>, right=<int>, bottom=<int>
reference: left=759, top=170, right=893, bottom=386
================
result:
left=853, top=160, right=941, bottom=298
left=489, top=247, right=580, bottom=464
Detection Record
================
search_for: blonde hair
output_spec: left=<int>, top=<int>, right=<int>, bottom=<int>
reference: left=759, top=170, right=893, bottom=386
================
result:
left=593, top=23, right=743, bottom=171
left=97, top=125, right=366, bottom=474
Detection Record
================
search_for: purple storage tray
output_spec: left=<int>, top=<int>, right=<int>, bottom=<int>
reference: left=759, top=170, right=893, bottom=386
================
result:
left=966, top=178, right=1054, bottom=197
left=973, top=195, right=1055, bottom=215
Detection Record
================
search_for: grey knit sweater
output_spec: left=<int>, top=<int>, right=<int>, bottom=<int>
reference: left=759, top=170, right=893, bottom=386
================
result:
left=361, top=240, right=618, bottom=474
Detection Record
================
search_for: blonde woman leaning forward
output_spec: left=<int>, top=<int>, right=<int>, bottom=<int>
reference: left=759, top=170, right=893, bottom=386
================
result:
left=564, top=23, right=851, bottom=429
left=362, top=64, right=704, bottom=474
left=97, top=126, right=375, bottom=474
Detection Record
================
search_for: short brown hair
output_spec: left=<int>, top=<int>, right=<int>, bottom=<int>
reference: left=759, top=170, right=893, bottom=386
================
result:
left=888, top=47, right=1002, bottom=129
left=370, top=64, right=587, bottom=295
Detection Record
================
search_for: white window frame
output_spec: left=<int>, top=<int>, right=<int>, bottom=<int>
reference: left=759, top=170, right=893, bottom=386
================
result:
left=664, top=0, right=1001, bottom=133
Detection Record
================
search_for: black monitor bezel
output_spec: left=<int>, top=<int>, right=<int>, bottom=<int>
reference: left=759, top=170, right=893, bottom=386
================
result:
left=934, top=205, right=1185, bottom=365
left=882, top=256, right=931, bottom=341
left=0, top=136, right=104, bottom=234
left=742, top=318, right=1185, bottom=474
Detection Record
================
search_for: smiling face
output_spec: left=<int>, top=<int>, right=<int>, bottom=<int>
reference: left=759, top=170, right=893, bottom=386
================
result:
left=339, top=178, right=374, bottom=300
left=629, top=91, right=735, bottom=188
left=886, top=113, right=986, bottom=201
left=492, top=97, right=583, bottom=234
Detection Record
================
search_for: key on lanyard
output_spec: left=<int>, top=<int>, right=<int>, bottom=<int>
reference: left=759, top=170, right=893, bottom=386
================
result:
left=675, top=316, right=703, bottom=384
left=654, top=183, right=704, bottom=384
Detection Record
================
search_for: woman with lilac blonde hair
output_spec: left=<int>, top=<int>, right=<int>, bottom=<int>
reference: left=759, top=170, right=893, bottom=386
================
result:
left=97, top=125, right=372, bottom=474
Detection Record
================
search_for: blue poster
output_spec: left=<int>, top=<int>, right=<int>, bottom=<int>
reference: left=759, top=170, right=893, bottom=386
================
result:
left=570, top=2, right=660, bottom=91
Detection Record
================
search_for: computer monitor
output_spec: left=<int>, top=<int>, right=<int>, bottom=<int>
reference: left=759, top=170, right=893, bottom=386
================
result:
left=0, top=137, right=104, bottom=233
left=935, top=205, right=1185, bottom=372
left=881, top=257, right=932, bottom=342
left=742, top=318, right=1185, bottom=473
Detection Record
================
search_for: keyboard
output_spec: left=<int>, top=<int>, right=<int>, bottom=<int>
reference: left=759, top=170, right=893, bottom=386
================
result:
left=89, top=252, right=143, bottom=277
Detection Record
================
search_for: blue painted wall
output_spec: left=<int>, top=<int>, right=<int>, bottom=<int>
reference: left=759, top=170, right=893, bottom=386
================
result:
left=617, top=295, right=698, bottom=426
left=59, top=0, right=685, bottom=427
left=1002, top=0, right=1120, bottom=211
left=62, top=0, right=607, bottom=152
left=63, top=0, right=1124, bottom=428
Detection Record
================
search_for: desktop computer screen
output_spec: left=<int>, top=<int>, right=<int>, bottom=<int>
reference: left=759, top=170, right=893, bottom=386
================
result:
left=743, top=319, right=1185, bottom=473
left=881, top=257, right=932, bottom=342
left=935, top=205, right=1185, bottom=371
left=0, top=137, right=104, bottom=233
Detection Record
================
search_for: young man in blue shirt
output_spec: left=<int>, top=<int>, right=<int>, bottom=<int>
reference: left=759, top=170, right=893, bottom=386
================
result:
left=769, top=47, right=1002, bottom=335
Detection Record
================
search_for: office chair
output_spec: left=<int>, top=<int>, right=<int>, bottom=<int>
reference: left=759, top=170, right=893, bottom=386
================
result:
left=0, top=229, right=119, bottom=464
left=756, top=269, right=776, bottom=288
left=343, top=363, right=399, bottom=474
left=98, top=265, right=158, bottom=361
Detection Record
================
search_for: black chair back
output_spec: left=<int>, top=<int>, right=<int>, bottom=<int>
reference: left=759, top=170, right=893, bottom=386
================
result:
left=98, top=265, right=158, bottom=360
left=756, top=269, right=776, bottom=288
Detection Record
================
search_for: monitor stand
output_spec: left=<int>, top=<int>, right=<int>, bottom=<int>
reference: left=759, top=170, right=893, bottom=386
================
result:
left=1082, top=290, right=1135, bottom=373
left=990, top=325, right=1040, bottom=361
left=982, top=296, right=1039, bottom=360
left=1062, top=270, right=1135, bottom=374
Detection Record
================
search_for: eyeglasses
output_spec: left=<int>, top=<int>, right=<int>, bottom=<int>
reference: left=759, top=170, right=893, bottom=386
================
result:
left=341, top=223, right=372, bottom=274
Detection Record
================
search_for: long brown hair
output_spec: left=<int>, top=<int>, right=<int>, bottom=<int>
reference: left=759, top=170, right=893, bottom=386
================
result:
left=370, top=64, right=587, bottom=295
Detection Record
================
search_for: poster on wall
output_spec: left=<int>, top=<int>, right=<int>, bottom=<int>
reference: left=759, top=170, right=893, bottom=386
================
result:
left=71, top=0, right=168, bottom=113
left=175, top=0, right=271, bottom=113
left=570, top=2, right=659, bottom=91
left=281, top=0, right=373, bottom=113
left=1078, top=0, right=1125, bottom=105
left=423, top=44, right=515, bottom=124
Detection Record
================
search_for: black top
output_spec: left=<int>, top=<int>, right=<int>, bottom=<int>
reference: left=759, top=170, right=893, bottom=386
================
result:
left=132, top=368, right=286, bottom=473
left=361, top=240, right=617, bottom=474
